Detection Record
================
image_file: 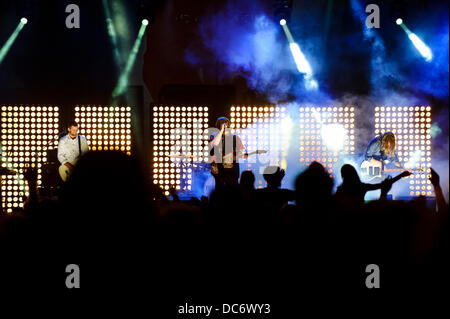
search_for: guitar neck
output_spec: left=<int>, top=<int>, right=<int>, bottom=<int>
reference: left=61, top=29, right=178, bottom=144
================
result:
left=384, top=167, right=422, bottom=172
left=245, top=151, right=259, bottom=156
left=383, top=168, right=404, bottom=172
left=239, top=150, right=266, bottom=158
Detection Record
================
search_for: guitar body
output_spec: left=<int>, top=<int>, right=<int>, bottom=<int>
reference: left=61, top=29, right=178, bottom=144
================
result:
left=59, top=159, right=78, bottom=182
left=210, top=150, right=267, bottom=175
left=360, top=159, right=418, bottom=182
left=360, top=160, right=383, bottom=181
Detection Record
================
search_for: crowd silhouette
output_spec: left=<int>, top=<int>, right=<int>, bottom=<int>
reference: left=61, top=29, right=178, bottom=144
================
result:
left=0, top=151, right=448, bottom=301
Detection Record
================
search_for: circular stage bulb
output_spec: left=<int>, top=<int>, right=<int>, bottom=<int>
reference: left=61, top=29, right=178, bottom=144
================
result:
left=280, top=19, right=286, bottom=26
left=142, top=19, right=149, bottom=26
left=396, top=18, right=403, bottom=25
left=21, top=17, right=28, bottom=24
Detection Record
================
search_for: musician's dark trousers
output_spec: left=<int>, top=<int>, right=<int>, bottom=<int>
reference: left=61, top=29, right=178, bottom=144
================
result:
left=213, top=163, right=240, bottom=188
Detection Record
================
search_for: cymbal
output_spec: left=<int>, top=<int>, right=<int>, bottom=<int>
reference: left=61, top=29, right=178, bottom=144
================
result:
left=168, top=154, right=194, bottom=159
left=0, top=167, right=17, bottom=176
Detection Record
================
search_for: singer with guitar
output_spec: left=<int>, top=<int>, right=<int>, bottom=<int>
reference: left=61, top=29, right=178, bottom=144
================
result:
left=360, top=131, right=412, bottom=182
left=209, top=117, right=266, bottom=187
left=57, top=121, right=89, bottom=182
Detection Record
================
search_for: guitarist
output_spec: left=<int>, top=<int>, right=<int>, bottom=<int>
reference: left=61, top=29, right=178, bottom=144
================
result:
left=363, top=131, right=403, bottom=180
left=57, top=121, right=89, bottom=180
left=209, top=117, right=247, bottom=187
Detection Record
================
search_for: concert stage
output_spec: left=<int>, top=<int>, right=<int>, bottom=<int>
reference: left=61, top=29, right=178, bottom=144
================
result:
left=0, top=0, right=448, bottom=309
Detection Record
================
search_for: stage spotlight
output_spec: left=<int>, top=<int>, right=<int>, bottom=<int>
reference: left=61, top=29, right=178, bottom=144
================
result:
left=396, top=18, right=403, bottom=25
left=279, top=19, right=286, bottom=26
left=0, top=18, right=28, bottom=66
left=299, top=106, right=355, bottom=175
left=280, top=20, right=318, bottom=90
left=321, top=123, right=347, bottom=151
left=112, top=21, right=149, bottom=98
left=396, top=19, right=433, bottom=62
left=289, top=43, right=312, bottom=76
left=142, top=19, right=149, bottom=26
left=408, top=33, right=433, bottom=62
left=102, top=0, right=122, bottom=71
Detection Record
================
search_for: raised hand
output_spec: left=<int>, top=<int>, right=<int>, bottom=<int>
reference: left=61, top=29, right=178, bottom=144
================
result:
left=400, top=170, right=413, bottom=178
left=429, top=167, right=440, bottom=186
left=380, top=176, right=393, bottom=195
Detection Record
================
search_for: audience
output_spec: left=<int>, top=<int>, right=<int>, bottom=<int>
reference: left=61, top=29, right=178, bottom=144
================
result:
left=0, top=151, right=447, bottom=291
left=336, top=164, right=411, bottom=208
left=254, top=166, right=294, bottom=221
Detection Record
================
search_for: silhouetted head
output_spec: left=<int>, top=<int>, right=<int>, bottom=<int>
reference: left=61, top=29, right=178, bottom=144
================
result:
left=240, top=170, right=255, bottom=190
left=340, top=164, right=361, bottom=185
left=60, top=150, right=151, bottom=221
left=263, top=166, right=285, bottom=188
left=295, top=161, right=333, bottom=208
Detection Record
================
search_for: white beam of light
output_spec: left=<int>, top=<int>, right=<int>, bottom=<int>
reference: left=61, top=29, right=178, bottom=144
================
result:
left=289, top=42, right=312, bottom=75
left=281, top=21, right=318, bottom=90
left=321, top=123, right=347, bottom=152
left=397, top=20, right=433, bottom=62
left=408, top=33, right=433, bottom=62
left=280, top=115, right=293, bottom=170
left=311, top=107, right=322, bottom=123
left=280, top=115, right=293, bottom=138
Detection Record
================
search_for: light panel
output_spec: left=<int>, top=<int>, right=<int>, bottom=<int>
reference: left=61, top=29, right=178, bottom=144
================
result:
left=374, top=106, right=432, bottom=196
left=231, top=105, right=288, bottom=189
left=74, top=105, right=132, bottom=155
left=299, top=106, right=355, bottom=175
left=152, top=105, right=209, bottom=195
left=1, top=105, right=59, bottom=213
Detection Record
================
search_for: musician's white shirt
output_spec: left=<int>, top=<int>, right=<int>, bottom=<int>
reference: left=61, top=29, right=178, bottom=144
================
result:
left=57, top=134, right=89, bottom=165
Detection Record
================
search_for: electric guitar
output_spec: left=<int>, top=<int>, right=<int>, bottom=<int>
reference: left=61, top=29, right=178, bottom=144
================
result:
left=360, top=159, right=423, bottom=182
left=59, top=159, right=78, bottom=182
left=211, top=150, right=267, bottom=175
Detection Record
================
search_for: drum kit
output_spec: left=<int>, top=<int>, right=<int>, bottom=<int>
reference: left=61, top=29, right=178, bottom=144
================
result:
left=0, top=146, right=62, bottom=213
left=168, top=153, right=211, bottom=196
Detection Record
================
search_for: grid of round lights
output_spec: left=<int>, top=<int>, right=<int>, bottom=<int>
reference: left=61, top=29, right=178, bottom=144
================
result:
left=152, top=105, right=209, bottom=195
left=74, top=105, right=132, bottom=155
left=1, top=105, right=59, bottom=213
left=374, top=106, right=432, bottom=196
left=299, top=106, right=355, bottom=175
left=231, top=105, right=286, bottom=189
